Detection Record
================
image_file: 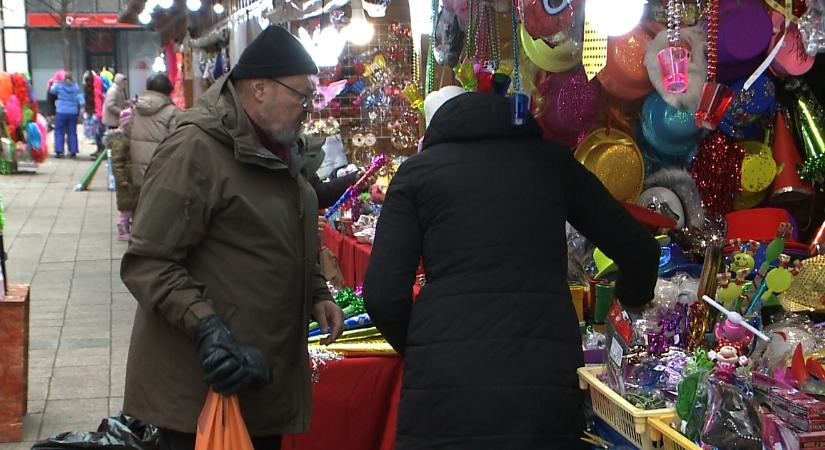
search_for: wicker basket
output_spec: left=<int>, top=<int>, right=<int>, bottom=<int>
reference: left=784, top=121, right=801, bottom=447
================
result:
left=577, top=366, right=674, bottom=450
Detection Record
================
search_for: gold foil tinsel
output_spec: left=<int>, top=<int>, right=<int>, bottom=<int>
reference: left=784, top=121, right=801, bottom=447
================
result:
left=688, top=235, right=724, bottom=350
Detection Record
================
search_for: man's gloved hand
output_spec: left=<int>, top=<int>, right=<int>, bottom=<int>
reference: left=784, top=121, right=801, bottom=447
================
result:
left=195, top=315, right=270, bottom=395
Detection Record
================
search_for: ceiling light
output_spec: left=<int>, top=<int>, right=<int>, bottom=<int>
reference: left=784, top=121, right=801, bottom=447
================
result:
left=152, top=55, right=166, bottom=72
left=585, top=0, right=646, bottom=37
left=344, top=0, right=374, bottom=45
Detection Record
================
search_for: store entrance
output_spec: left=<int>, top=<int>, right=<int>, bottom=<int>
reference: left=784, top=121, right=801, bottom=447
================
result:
left=85, top=29, right=117, bottom=76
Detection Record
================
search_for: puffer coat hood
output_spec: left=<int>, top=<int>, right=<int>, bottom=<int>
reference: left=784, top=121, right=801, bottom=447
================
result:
left=129, top=91, right=176, bottom=186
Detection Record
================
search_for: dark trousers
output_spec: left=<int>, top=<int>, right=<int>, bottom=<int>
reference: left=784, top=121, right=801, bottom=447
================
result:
left=54, top=113, right=78, bottom=155
left=158, top=428, right=282, bottom=450
left=93, top=123, right=106, bottom=153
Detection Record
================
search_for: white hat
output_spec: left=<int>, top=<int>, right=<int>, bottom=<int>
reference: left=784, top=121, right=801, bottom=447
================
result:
left=423, top=85, right=466, bottom=127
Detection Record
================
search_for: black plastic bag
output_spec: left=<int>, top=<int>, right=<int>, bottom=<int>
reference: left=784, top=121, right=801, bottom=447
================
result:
left=31, top=414, right=158, bottom=450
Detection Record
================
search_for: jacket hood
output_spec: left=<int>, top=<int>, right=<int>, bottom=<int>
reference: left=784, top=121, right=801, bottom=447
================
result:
left=421, top=92, right=543, bottom=150
left=135, top=91, right=172, bottom=116
left=114, top=73, right=127, bottom=88
left=175, top=74, right=290, bottom=172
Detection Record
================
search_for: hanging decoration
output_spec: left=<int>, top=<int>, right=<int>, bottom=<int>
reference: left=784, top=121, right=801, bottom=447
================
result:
left=538, top=67, right=600, bottom=146
left=742, top=0, right=793, bottom=90
left=644, top=26, right=707, bottom=112
left=453, top=0, right=478, bottom=90
left=424, top=0, right=439, bottom=95
left=790, top=82, right=825, bottom=188
left=695, top=0, right=734, bottom=130
left=799, top=0, right=825, bottom=54
left=691, top=131, right=747, bottom=217
left=510, top=5, right=528, bottom=125
left=770, top=110, right=814, bottom=202
left=434, top=7, right=465, bottom=67
left=657, top=0, right=690, bottom=94
left=582, top=19, right=607, bottom=81
left=520, top=0, right=578, bottom=39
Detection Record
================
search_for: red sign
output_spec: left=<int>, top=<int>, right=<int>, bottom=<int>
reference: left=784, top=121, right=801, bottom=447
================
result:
left=27, top=13, right=140, bottom=28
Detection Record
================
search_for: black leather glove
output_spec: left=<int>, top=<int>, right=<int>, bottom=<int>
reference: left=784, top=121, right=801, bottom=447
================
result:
left=195, top=315, right=270, bottom=395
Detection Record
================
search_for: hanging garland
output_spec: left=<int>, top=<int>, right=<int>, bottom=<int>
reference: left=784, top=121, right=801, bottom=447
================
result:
left=706, top=0, right=719, bottom=82
left=510, top=4, right=521, bottom=95
left=425, top=0, right=439, bottom=95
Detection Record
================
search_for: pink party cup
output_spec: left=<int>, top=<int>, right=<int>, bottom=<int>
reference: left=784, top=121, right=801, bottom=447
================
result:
left=694, top=81, right=734, bottom=130
left=657, top=46, right=690, bottom=94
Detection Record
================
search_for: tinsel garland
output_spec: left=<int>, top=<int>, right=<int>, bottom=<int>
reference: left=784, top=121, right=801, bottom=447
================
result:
left=308, top=347, right=343, bottom=383
left=308, top=287, right=367, bottom=333
left=335, top=287, right=360, bottom=309
left=690, top=131, right=747, bottom=217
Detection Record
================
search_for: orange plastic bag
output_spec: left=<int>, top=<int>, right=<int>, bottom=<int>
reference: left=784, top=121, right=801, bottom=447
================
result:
left=194, top=390, right=255, bottom=450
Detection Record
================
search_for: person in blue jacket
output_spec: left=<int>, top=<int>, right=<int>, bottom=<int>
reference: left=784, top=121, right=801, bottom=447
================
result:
left=49, top=72, right=84, bottom=158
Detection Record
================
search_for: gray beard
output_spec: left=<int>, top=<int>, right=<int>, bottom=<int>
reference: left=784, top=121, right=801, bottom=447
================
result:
left=270, top=127, right=300, bottom=146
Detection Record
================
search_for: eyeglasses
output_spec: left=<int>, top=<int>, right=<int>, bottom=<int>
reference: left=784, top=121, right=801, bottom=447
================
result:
left=271, top=79, right=318, bottom=110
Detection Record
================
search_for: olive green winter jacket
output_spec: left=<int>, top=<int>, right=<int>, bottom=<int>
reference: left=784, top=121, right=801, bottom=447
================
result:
left=120, top=74, right=332, bottom=436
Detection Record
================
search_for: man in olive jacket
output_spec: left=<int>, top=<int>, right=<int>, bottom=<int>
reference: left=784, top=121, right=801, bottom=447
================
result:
left=120, top=26, right=343, bottom=450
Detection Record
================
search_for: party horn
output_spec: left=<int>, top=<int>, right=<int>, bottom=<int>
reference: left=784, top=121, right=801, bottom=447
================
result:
left=74, top=150, right=108, bottom=192
left=324, top=154, right=388, bottom=219
left=593, top=283, right=614, bottom=324
left=702, top=295, right=770, bottom=341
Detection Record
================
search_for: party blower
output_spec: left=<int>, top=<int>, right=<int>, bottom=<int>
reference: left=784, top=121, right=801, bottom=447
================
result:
left=702, top=295, right=770, bottom=342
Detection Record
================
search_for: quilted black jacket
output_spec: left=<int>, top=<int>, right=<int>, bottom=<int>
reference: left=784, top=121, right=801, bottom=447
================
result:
left=364, top=92, right=660, bottom=449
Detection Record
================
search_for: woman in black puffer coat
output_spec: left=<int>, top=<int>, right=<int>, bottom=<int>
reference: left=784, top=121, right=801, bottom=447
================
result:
left=363, top=92, right=660, bottom=450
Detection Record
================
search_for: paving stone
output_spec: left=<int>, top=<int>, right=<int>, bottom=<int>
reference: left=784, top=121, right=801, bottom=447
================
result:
left=0, top=136, right=126, bottom=446
left=39, top=398, right=109, bottom=440
left=55, top=346, right=110, bottom=368
left=48, top=366, right=109, bottom=400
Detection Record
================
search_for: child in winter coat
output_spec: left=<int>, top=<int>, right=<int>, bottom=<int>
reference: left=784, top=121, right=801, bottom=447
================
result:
left=106, top=107, right=139, bottom=241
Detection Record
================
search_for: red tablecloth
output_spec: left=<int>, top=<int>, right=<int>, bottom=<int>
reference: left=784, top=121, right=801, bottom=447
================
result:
left=283, top=356, right=403, bottom=450
left=323, top=224, right=373, bottom=288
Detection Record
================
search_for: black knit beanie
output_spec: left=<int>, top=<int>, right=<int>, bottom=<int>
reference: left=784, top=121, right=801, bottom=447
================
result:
left=230, top=25, right=318, bottom=80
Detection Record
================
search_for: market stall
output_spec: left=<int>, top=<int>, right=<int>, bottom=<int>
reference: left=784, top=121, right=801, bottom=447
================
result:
left=0, top=71, right=47, bottom=174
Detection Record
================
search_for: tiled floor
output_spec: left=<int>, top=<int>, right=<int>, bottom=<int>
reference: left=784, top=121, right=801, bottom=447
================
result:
left=0, top=132, right=131, bottom=448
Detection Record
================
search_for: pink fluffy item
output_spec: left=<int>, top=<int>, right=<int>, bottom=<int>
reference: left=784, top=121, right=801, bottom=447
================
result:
left=94, top=75, right=103, bottom=119
left=5, top=95, right=22, bottom=128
